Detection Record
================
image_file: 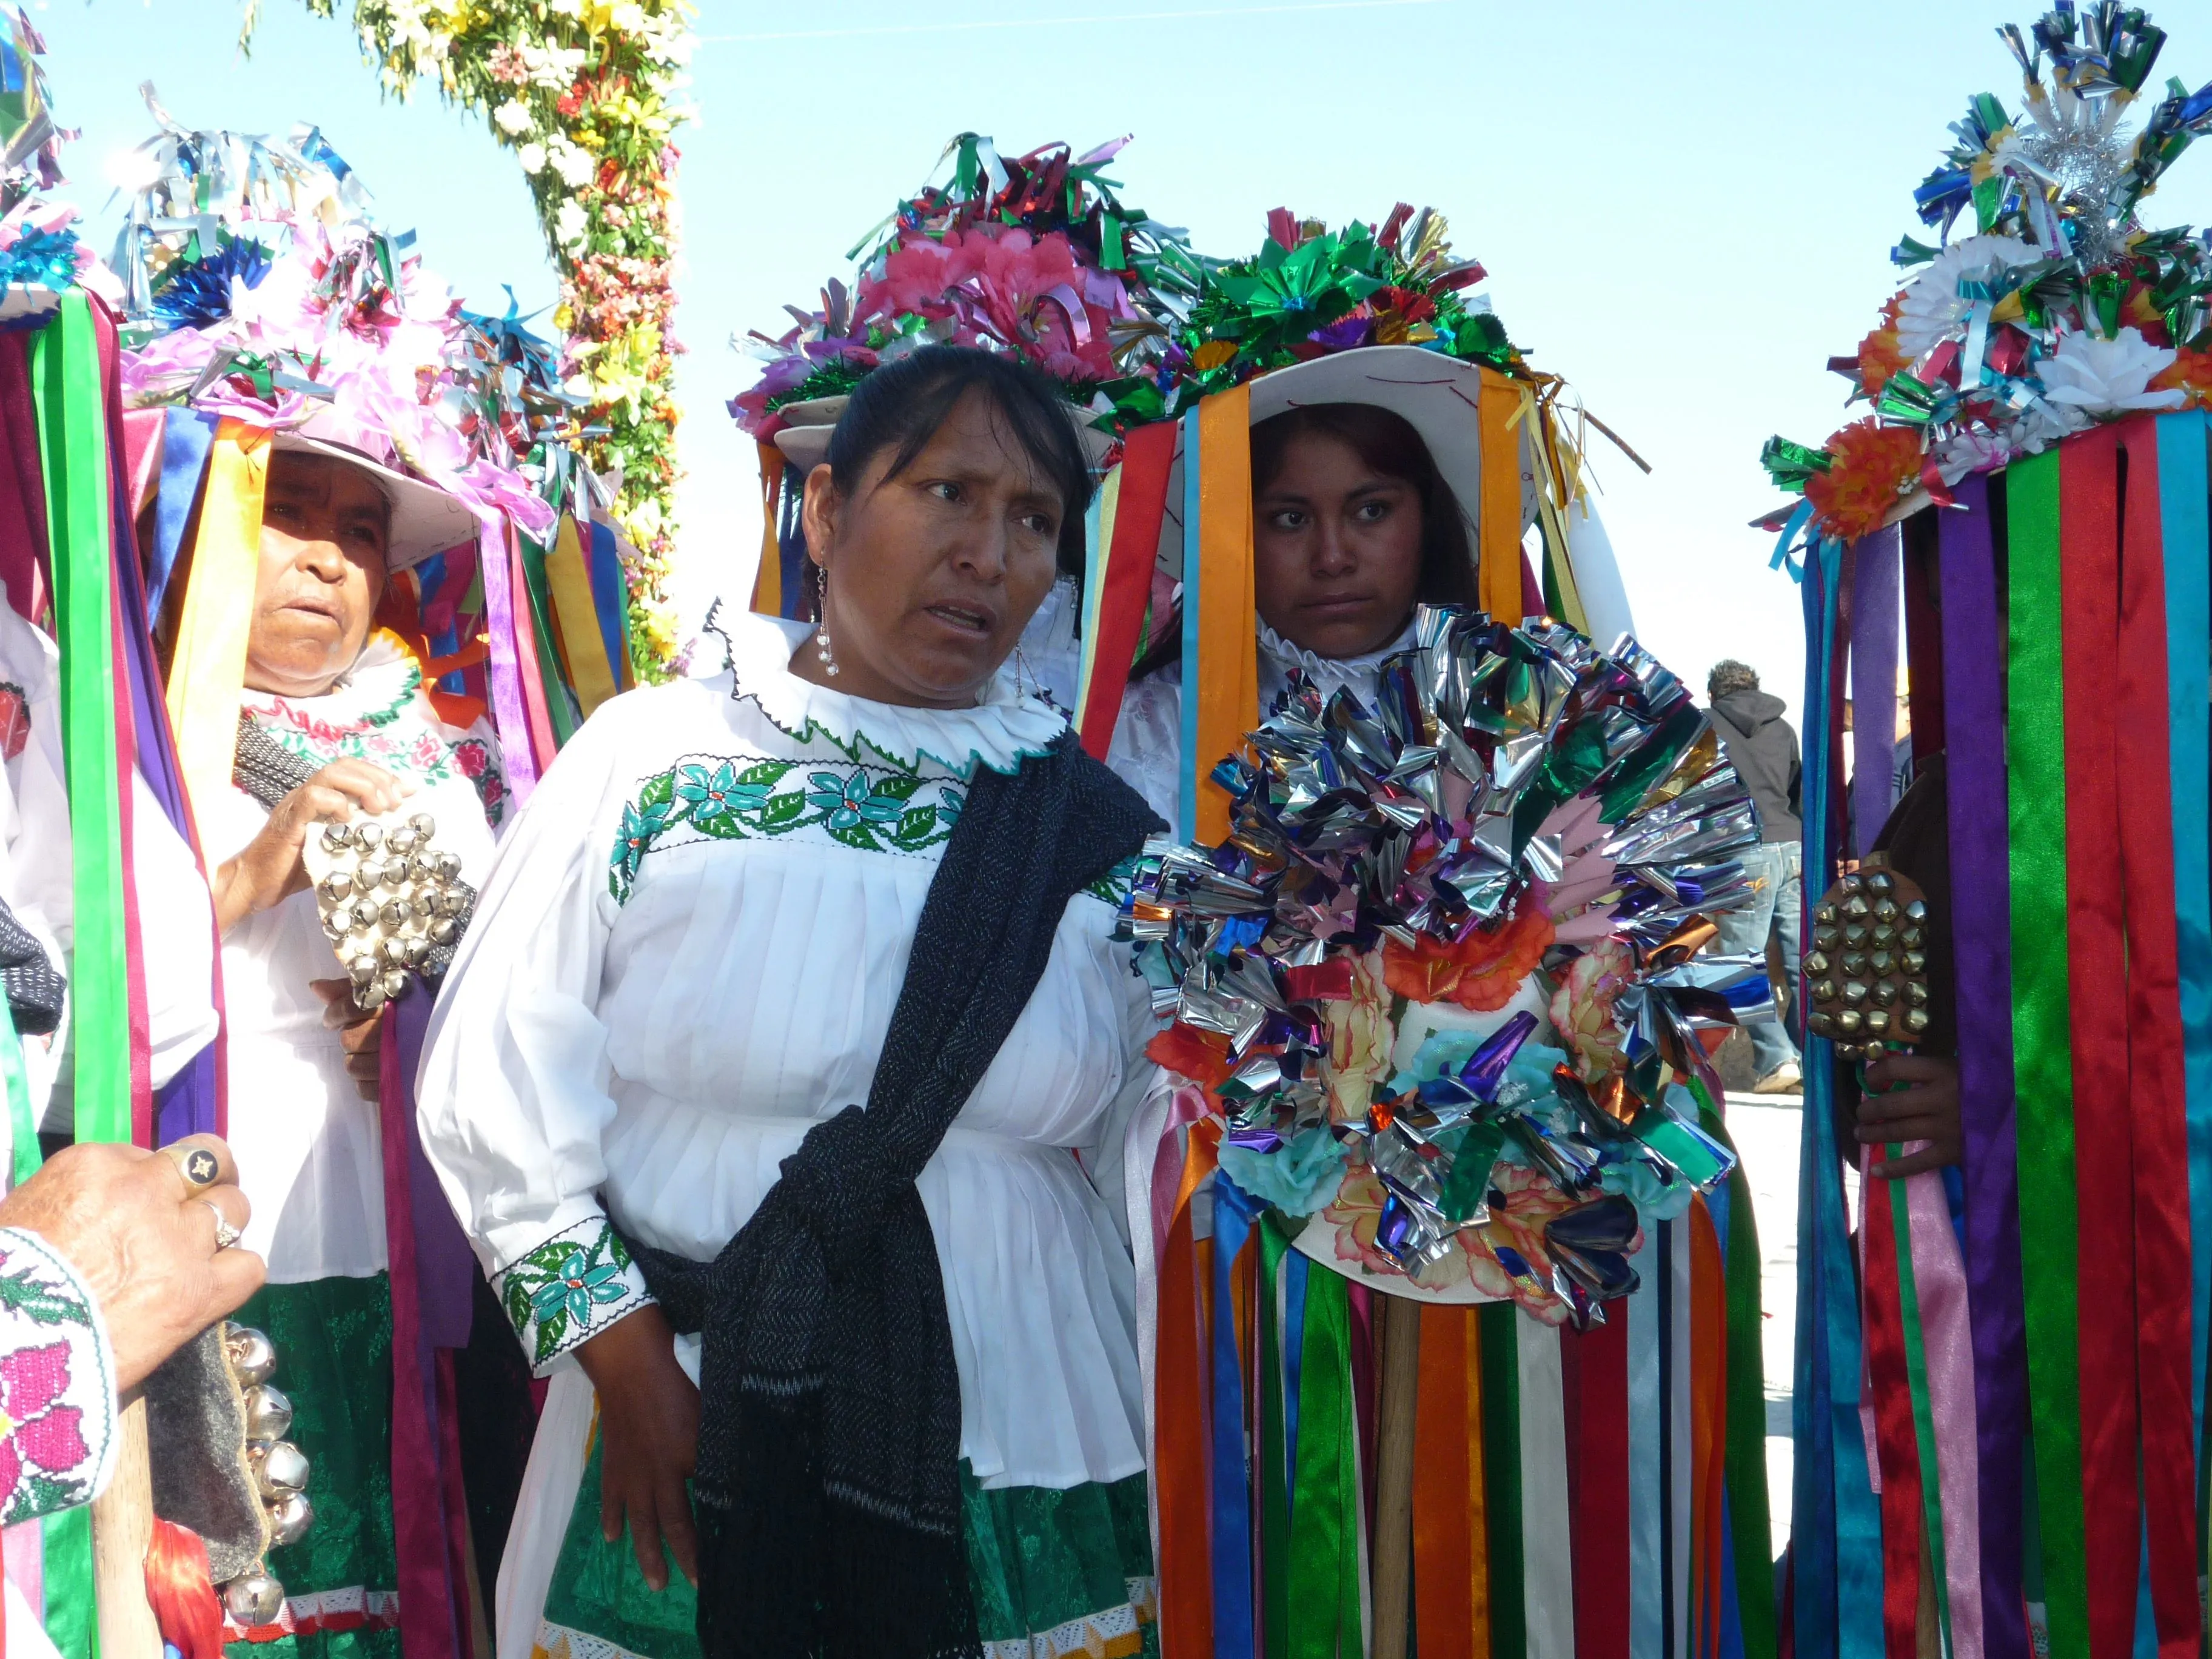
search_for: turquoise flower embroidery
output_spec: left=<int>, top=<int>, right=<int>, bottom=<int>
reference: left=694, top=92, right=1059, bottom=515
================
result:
left=528, top=1250, right=629, bottom=1330
left=502, top=1224, right=640, bottom=1365
left=806, top=770, right=905, bottom=831
left=614, top=798, right=671, bottom=880
left=937, top=785, right=965, bottom=826
left=675, top=761, right=768, bottom=825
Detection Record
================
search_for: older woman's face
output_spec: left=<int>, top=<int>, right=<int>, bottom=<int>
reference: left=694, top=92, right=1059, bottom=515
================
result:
left=245, top=452, right=390, bottom=699
left=796, top=390, right=1064, bottom=708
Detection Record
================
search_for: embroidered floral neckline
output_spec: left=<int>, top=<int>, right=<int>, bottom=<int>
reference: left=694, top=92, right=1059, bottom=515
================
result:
left=240, top=631, right=422, bottom=734
left=713, top=608, right=1067, bottom=780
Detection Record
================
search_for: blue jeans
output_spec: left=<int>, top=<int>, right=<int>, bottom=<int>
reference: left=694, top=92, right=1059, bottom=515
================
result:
left=1714, top=840, right=1802, bottom=1076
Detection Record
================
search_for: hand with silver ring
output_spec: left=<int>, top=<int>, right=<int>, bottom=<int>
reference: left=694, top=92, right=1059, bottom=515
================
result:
left=201, top=1199, right=243, bottom=1252
left=0, top=1133, right=265, bottom=1389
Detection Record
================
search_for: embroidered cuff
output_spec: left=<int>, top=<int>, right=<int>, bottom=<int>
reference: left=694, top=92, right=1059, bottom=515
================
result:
left=0, top=1227, right=119, bottom=1524
left=494, top=1216, right=654, bottom=1372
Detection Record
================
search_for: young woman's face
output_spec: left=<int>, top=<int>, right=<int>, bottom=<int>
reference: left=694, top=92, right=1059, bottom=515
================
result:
left=1252, top=427, right=1426, bottom=660
left=245, top=452, right=390, bottom=699
left=796, top=390, right=1065, bottom=708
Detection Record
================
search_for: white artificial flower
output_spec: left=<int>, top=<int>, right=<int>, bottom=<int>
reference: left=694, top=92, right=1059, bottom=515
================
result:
left=517, top=142, right=548, bottom=175
left=610, top=2, right=647, bottom=29
left=1895, top=234, right=2046, bottom=360
left=554, top=144, right=597, bottom=190
left=555, top=199, right=589, bottom=249
left=493, top=99, right=534, bottom=138
left=2038, top=326, right=2186, bottom=417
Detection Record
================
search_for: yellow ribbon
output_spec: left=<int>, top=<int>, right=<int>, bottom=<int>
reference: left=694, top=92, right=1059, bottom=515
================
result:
left=1476, top=370, right=1527, bottom=625
left=165, top=420, right=268, bottom=837
left=750, top=442, right=784, bottom=617
left=1193, top=384, right=1256, bottom=846
left=546, top=513, right=620, bottom=719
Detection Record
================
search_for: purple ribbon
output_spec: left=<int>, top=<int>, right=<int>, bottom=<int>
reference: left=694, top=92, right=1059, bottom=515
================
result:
left=97, top=313, right=220, bottom=1142
left=1937, top=478, right=2028, bottom=1659
left=474, top=509, right=537, bottom=802
left=1852, top=526, right=1901, bottom=858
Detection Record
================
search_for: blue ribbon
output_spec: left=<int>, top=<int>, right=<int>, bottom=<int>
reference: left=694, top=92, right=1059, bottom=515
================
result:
left=587, top=515, right=628, bottom=691
left=1281, top=1246, right=1307, bottom=1530
left=1178, top=407, right=1202, bottom=844
left=2156, top=411, right=2212, bottom=1469
left=1212, top=1172, right=1261, bottom=1659
left=1792, top=534, right=1885, bottom=1659
left=147, top=407, right=217, bottom=619
left=1769, top=499, right=1816, bottom=583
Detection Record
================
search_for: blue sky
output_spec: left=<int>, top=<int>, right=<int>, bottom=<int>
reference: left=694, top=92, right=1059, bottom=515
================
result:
left=28, top=0, right=2212, bottom=712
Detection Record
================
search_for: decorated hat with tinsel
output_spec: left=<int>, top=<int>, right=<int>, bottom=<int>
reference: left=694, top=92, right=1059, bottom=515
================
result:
left=1071, top=207, right=1643, bottom=851
left=731, top=132, right=1204, bottom=479
left=115, top=96, right=568, bottom=568
left=1758, top=2, right=2212, bottom=556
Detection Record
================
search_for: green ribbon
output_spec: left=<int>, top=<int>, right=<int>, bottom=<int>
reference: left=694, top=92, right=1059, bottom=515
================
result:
left=2003, top=448, right=2090, bottom=1655
left=27, top=293, right=129, bottom=1149
left=41, top=1506, right=96, bottom=1659
left=1479, top=1301, right=1525, bottom=1656
left=2, top=996, right=37, bottom=1189
left=1700, top=1090, right=1778, bottom=1659
left=517, top=536, right=581, bottom=746
left=1258, top=1217, right=1292, bottom=1659
left=1287, top=1262, right=1361, bottom=1659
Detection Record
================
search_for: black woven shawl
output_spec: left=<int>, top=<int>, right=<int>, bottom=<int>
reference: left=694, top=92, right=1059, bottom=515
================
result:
left=631, top=730, right=1158, bottom=1659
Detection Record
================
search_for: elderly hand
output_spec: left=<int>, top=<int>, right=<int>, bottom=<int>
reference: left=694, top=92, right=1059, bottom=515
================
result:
left=0, top=1134, right=264, bottom=1390
left=575, top=1305, right=699, bottom=1591
left=214, top=759, right=411, bottom=936
left=1857, top=1053, right=1963, bottom=1181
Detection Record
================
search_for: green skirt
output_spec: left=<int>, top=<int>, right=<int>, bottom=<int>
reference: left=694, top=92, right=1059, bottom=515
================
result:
left=223, top=1275, right=400, bottom=1659
left=531, top=1427, right=1158, bottom=1659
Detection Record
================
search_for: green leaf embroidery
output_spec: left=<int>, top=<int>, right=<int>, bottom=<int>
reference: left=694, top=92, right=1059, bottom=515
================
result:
left=759, top=791, right=810, bottom=831
left=0, top=1268, right=91, bottom=1329
left=827, top=819, right=883, bottom=853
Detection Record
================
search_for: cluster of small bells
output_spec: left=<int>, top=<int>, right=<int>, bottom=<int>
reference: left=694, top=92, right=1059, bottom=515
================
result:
left=315, top=814, right=466, bottom=1010
left=216, top=1324, right=313, bottom=1628
left=1803, top=868, right=1932, bottom=1062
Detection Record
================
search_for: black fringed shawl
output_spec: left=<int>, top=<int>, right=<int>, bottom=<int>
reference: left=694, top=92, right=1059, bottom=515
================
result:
left=631, top=731, right=1159, bottom=1659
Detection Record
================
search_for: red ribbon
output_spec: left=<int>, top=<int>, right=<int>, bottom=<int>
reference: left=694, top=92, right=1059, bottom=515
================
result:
left=2058, top=429, right=2145, bottom=1659
left=1078, top=419, right=1178, bottom=759
left=2113, top=418, right=2200, bottom=1652
left=1565, top=1315, right=1630, bottom=1659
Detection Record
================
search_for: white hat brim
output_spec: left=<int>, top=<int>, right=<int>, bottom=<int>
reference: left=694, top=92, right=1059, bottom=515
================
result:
left=269, top=429, right=481, bottom=572
left=1151, top=345, right=1533, bottom=578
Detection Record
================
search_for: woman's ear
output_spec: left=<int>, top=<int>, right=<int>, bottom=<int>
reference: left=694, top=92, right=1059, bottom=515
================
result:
left=799, top=464, right=840, bottom=565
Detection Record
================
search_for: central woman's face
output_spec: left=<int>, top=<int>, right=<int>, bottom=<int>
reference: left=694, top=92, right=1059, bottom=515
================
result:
left=245, top=452, right=391, bottom=699
left=797, top=390, right=1065, bottom=708
left=1253, top=428, right=1425, bottom=660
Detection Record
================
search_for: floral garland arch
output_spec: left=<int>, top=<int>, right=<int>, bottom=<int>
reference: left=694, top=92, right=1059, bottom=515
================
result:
left=244, top=0, right=694, bottom=675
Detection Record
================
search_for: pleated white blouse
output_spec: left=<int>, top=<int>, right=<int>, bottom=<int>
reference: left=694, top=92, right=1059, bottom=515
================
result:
left=415, top=609, right=1153, bottom=1507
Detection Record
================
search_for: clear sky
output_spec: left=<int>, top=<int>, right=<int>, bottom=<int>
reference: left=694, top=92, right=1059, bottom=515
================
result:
left=28, top=0, right=2212, bottom=719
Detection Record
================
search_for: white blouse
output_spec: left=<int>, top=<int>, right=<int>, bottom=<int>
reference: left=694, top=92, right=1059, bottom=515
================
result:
left=416, top=610, right=1154, bottom=1495
left=207, top=633, right=504, bottom=1281
left=1105, top=616, right=1418, bottom=826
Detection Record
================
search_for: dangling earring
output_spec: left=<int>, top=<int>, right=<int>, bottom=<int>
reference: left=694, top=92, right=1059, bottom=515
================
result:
left=813, top=564, right=839, bottom=678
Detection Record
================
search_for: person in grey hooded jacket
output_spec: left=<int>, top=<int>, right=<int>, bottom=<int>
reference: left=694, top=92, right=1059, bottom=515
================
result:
left=1708, top=660, right=1803, bottom=1091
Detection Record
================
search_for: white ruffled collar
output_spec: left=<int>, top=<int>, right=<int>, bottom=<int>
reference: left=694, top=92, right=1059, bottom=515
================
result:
left=714, top=608, right=1068, bottom=777
left=1256, top=616, right=1419, bottom=705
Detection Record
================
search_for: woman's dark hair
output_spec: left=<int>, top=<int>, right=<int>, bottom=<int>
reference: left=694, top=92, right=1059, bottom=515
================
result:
left=823, top=344, right=1094, bottom=588
left=1130, top=399, right=1475, bottom=679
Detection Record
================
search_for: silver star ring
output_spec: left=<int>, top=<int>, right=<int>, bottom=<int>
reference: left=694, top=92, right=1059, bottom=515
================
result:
left=201, top=1201, right=242, bottom=1252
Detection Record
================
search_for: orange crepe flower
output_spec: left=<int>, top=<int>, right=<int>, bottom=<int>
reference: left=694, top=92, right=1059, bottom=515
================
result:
left=1857, top=295, right=1908, bottom=398
left=1805, top=418, right=1923, bottom=542
left=1381, top=902, right=1557, bottom=1013
left=2152, top=345, right=2212, bottom=410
